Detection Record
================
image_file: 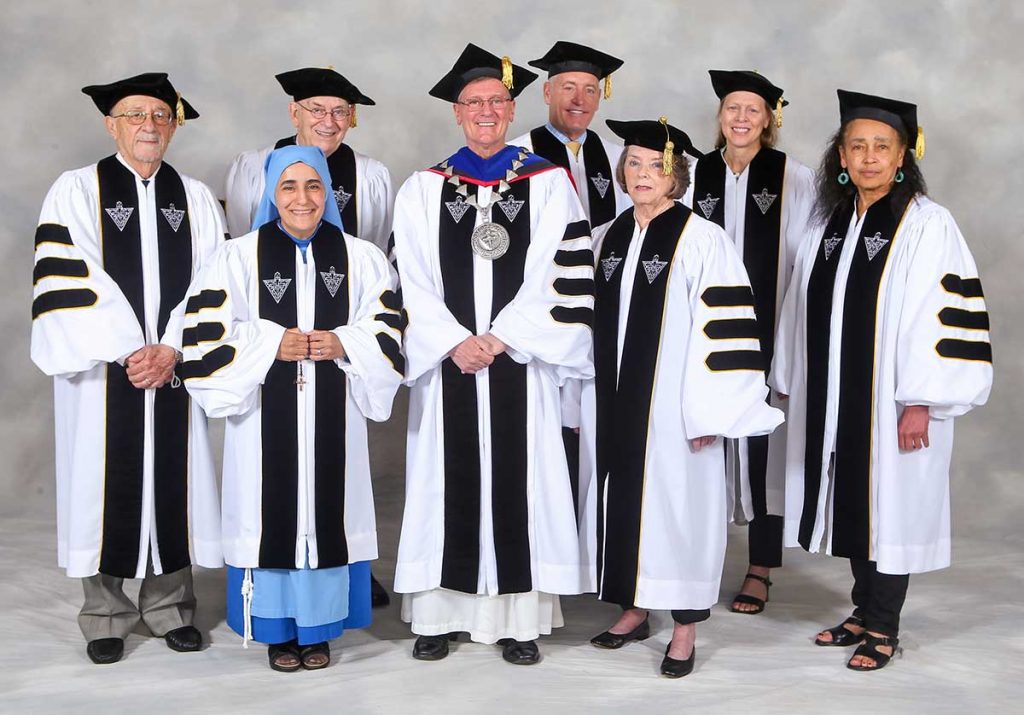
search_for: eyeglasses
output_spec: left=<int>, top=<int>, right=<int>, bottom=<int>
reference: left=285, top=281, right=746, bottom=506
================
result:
left=296, top=102, right=352, bottom=121
left=109, top=110, right=174, bottom=126
left=457, top=97, right=512, bottom=111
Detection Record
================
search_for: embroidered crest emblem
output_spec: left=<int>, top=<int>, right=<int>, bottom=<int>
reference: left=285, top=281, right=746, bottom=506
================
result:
left=333, top=186, right=352, bottom=213
left=752, top=188, right=778, bottom=215
left=320, top=266, right=345, bottom=298
left=496, top=196, right=525, bottom=223
left=105, top=201, right=134, bottom=232
left=697, top=193, right=720, bottom=219
left=445, top=195, right=471, bottom=223
left=262, top=271, right=292, bottom=304
left=864, top=232, right=890, bottom=261
left=642, top=254, right=668, bottom=284
left=161, top=203, right=185, bottom=232
left=600, top=252, right=623, bottom=281
left=590, top=173, right=610, bottom=199
left=824, top=233, right=843, bottom=261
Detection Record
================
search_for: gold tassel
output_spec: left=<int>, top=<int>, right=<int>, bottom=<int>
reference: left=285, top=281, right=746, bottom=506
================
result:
left=501, top=56, right=514, bottom=90
left=175, top=92, right=185, bottom=126
left=350, top=104, right=357, bottom=128
left=603, top=73, right=612, bottom=100
left=915, top=126, right=925, bottom=160
left=775, top=97, right=784, bottom=128
left=659, top=116, right=673, bottom=176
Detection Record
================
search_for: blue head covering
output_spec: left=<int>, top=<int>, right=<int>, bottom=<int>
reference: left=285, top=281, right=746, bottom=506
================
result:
left=251, top=144, right=344, bottom=233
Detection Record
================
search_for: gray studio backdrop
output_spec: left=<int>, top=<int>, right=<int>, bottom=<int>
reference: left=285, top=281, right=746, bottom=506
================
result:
left=2, top=1, right=1020, bottom=541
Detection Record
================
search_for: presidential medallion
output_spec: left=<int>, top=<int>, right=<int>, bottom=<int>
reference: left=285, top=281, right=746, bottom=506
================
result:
left=471, top=222, right=510, bottom=260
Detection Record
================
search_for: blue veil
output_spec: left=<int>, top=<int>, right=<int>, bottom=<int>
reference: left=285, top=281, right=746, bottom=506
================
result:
left=251, top=144, right=344, bottom=233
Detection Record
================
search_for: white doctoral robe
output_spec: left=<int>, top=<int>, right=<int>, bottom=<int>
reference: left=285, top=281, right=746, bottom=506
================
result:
left=181, top=225, right=402, bottom=569
left=30, top=154, right=225, bottom=578
left=391, top=157, right=595, bottom=601
left=581, top=203, right=783, bottom=610
left=224, top=144, right=394, bottom=250
left=772, top=194, right=993, bottom=574
left=687, top=150, right=816, bottom=519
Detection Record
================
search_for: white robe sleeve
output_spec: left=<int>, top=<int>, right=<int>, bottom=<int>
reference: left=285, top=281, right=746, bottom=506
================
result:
left=359, top=157, right=395, bottom=253
left=159, top=179, right=227, bottom=353
left=31, top=171, right=145, bottom=376
left=894, top=204, right=993, bottom=419
left=680, top=224, right=784, bottom=439
left=769, top=222, right=821, bottom=397
left=489, top=170, right=595, bottom=382
left=392, top=173, right=473, bottom=382
left=224, top=150, right=264, bottom=238
left=181, top=238, right=285, bottom=418
left=782, top=161, right=817, bottom=284
left=334, top=240, right=403, bottom=422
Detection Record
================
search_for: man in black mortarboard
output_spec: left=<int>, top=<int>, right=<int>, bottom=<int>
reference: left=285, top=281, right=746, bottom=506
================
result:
left=30, top=72, right=228, bottom=664
left=224, top=67, right=394, bottom=254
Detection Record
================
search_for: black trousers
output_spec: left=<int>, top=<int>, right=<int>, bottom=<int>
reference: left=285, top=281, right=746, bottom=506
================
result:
left=747, top=514, right=784, bottom=568
left=849, top=559, right=910, bottom=637
left=619, top=604, right=710, bottom=626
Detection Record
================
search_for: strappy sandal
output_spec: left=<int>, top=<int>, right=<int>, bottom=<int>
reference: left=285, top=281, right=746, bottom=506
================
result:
left=846, top=633, right=901, bottom=671
left=729, top=572, right=772, bottom=614
left=299, top=641, right=331, bottom=670
left=268, top=640, right=301, bottom=672
left=814, top=616, right=866, bottom=647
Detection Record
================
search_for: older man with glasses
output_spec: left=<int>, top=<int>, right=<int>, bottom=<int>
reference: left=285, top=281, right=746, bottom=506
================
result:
left=225, top=67, right=394, bottom=253
left=30, top=72, right=226, bottom=664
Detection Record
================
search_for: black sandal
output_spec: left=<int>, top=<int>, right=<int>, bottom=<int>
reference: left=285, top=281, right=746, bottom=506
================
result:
left=299, top=641, right=331, bottom=670
left=846, top=633, right=900, bottom=671
left=729, top=572, right=772, bottom=614
left=814, top=616, right=866, bottom=647
left=268, top=640, right=301, bottom=672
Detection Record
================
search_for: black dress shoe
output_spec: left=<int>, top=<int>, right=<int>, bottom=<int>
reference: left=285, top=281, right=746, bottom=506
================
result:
left=497, top=638, right=540, bottom=665
left=370, top=574, right=391, bottom=609
left=660, top=643, right=695, bottom=678
left=412, top=633, right=458, bottom=661
left=86, top=637, right=124, bottom=665
left=590, top=614, right=651, bottom=649
left=164, top=625, right=202, bottom=652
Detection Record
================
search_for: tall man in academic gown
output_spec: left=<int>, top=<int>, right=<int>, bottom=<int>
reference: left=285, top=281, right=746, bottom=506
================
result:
left=392, top=44, right=595, bottom=666
left=30, top=73, right=226, bottom=664
left=225, top=67, right=395, bottom=606
left=225, top=67, right=394, bottom=251
left=508, top=42, right=630, bottom=516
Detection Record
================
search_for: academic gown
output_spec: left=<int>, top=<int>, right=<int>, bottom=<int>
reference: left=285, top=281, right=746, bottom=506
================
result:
left=771, top=194, right=993, bottom=575
left=391, top=146, right=595, bottom=618
left=688, top=148, right=816, bottom=519
left=30, top=153, right=225, bottom=579
left=581, top=202, right=783, bottom=610
left=224, top=142, right=394, bottom=250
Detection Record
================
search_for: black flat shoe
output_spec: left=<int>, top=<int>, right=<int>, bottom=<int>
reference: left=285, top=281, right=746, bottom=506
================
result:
left=814, top=616, right=866, bottom=647
left=268, top=640, right=301, bottom=672
left=590, top=614, right=651, bottom=649
left=86, top=637, right=124, bottom=665
left=412, top=633, right=458, bottom=661
left=370, top=573, right=391, bottom=609
left=497, top=638, right=540, bottom=665
left=660, top=643, right=695, bottom=678
left=847, top=633, right=901, bottom=672
left=730, top=572, right=772, bottom=615
left=164, top=625, right=202, bottom=652
left=299, top=641, right=330, bottom=670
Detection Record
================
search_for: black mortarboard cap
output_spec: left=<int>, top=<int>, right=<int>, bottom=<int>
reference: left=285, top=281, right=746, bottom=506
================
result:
left=606, top=118, right=700, bottom=157
left=837, top=89, right=924, bottom=159
left=275, top=67, right=375, bottom=105
left=528, top=41, right=623, bottom=80
left=428, top=43, right=537, bottom=102
left=81, top=72, right=198, bottom=123
left=709, top=70, right=787, bottom=126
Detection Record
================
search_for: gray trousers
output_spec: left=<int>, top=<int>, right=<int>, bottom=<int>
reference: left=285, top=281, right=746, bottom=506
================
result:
left=78, top=562, right=195, bottom=642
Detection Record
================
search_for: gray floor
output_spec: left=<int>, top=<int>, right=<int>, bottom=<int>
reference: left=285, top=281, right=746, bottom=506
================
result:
left=2, top=391, right=1022, bottom=714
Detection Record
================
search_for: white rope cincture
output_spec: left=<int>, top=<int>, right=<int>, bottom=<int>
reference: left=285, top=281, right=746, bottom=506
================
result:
left=241, top=567, right=254, bottom=649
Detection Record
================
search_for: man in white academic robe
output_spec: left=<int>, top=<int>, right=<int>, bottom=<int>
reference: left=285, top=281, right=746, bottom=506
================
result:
left=30, top=73, right=225, bottom=665
left=224, top=67, right=394, bottom=251
left=392, top=44, right=595, bottom=666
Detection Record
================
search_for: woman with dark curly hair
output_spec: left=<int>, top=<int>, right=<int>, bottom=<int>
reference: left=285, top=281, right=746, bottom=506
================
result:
left=771, top=91, right=993, bottom=671
left=689, top=70, right=816, bottom=616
